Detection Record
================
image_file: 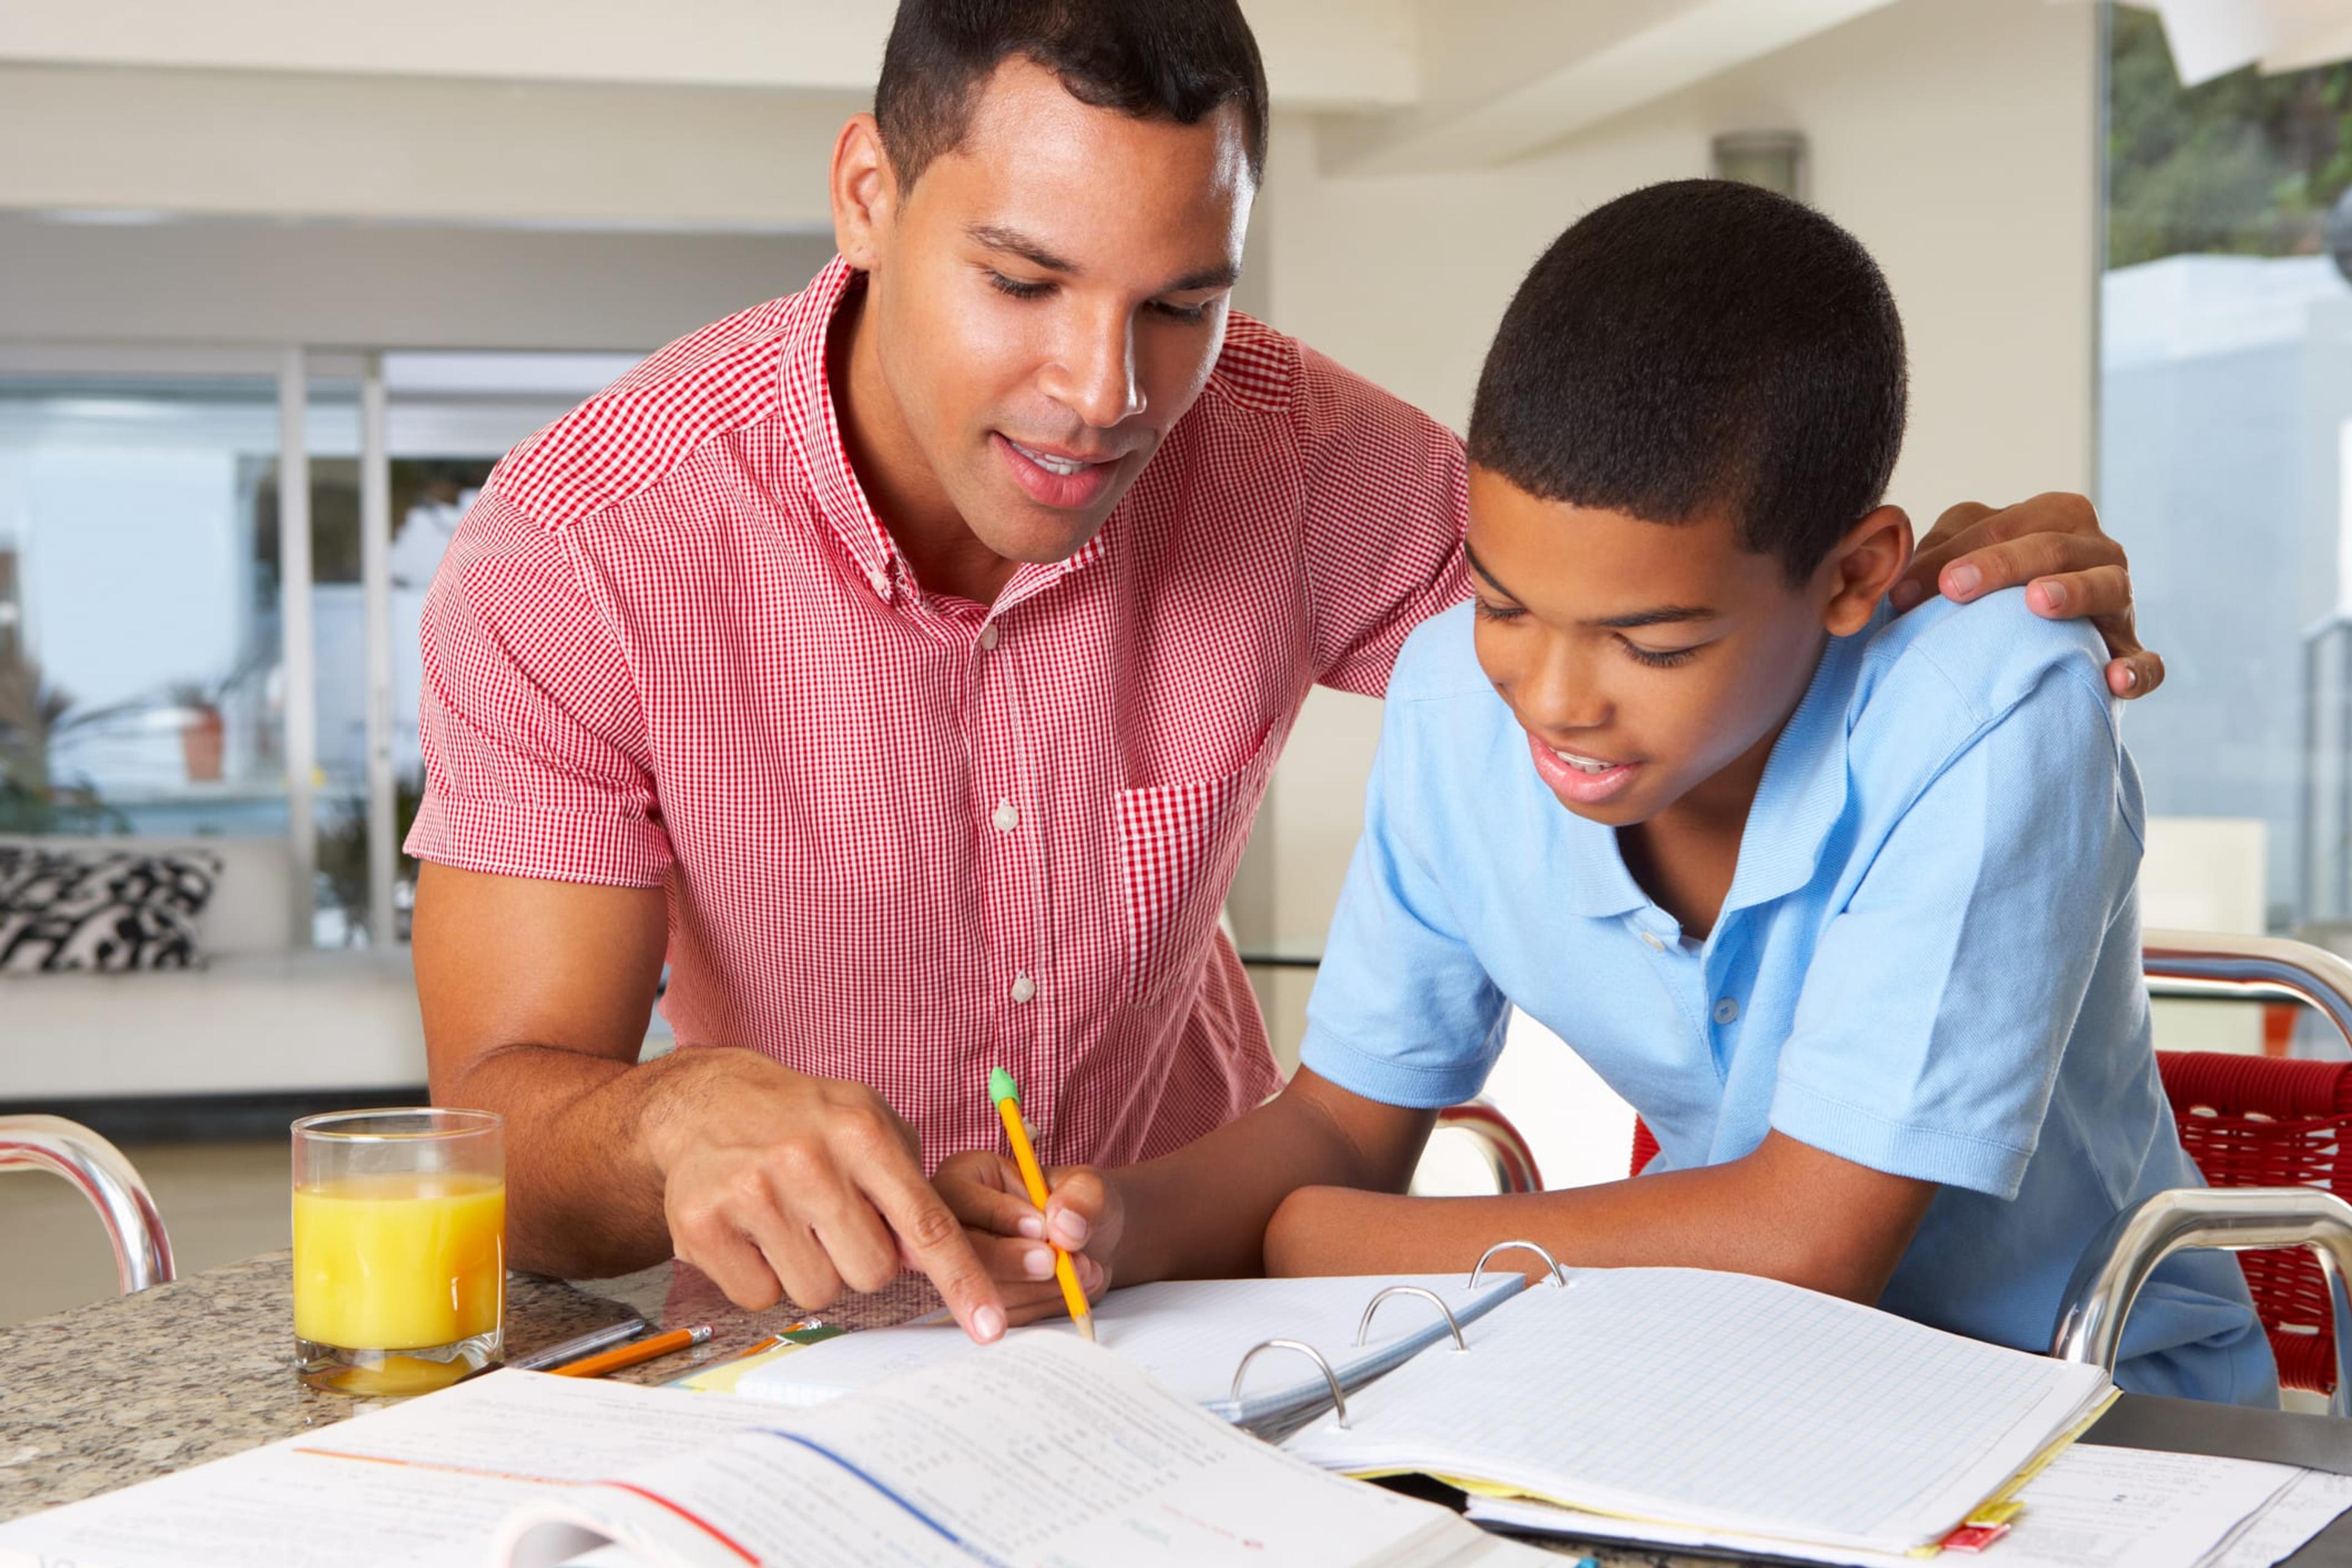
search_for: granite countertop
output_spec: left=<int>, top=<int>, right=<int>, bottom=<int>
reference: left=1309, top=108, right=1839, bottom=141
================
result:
left=0, top=1251, right=1680, bottom=1564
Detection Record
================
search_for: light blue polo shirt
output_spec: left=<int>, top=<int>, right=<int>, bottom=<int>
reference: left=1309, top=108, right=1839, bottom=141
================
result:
left=1302, top=590, right=2277, bottom=1405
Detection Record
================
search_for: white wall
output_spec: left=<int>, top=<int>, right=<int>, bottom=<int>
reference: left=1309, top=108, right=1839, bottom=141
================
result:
left=1237, top=0, right=2097, bottom=1186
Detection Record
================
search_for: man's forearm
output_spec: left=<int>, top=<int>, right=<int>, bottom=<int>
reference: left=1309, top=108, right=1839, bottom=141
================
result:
left=1108, top=1080, right=1433, bottom=1284
left=436, top=1043, right=698, bottom=1278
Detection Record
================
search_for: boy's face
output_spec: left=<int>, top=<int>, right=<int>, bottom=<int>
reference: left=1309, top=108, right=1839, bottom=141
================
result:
left=1466, top=467, right=1904, bottom=829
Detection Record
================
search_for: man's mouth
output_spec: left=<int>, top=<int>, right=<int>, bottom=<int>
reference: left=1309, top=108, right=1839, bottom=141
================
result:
left=993, top=434, right=1124, bottom=509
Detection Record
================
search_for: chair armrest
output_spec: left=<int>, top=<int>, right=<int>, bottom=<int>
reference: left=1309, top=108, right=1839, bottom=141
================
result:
left=2144, top=929, right=2352, bottom=1057
left=1432, top=1102, right=1543, bottom=1194
left=2050, top=1186, right=2352, bottom=1414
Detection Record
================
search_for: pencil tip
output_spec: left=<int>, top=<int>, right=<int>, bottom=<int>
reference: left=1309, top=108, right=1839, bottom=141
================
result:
left=1077, top=1315, right=1097, bottom=1343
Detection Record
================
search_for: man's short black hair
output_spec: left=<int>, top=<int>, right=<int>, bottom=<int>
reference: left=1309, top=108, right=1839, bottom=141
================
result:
left=1468, top=179, right=1907, bottom=584
left=874, top=0, right=1268, bottom=190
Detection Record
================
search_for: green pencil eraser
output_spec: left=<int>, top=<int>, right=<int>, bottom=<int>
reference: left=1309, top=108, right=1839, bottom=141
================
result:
left=988, top=1066, right=1019, bottom=1106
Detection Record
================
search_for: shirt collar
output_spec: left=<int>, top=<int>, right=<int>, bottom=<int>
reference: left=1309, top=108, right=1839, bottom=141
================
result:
left=1717, top=621, right=1864, bottom=918
left=1550, top=620, right=1863, bottom=923
left=779, top=254, right=1114, bottom=611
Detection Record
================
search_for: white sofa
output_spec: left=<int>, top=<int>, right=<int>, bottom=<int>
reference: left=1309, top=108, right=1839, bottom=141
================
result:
left=2, top=835, right=428, bottom=1101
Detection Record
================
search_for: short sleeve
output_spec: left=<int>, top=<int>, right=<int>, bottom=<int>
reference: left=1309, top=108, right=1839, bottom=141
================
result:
left=403, top=489, right=673, bottom=888
left=1770, top=662, right=2138, bottom=1199
left=1297, top=697, right=1509, bottom=1107
left=1292, top=344, right=1471, bottom=697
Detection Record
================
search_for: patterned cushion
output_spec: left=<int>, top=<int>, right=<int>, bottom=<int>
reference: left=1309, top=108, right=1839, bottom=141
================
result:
left=0, top=844, right=221, bottom=973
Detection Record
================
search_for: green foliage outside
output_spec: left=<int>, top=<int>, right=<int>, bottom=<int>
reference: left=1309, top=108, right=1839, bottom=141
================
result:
left=2109, top=7, right=2352, bottom=268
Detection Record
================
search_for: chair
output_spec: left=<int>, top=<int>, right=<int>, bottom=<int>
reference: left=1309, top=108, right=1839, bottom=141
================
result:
left=1433, top=1101, right=1544, bottom=1194
left=0, top=1115, right=176, bottom=1294
left=1627, top=931, right=2352, bottom=1406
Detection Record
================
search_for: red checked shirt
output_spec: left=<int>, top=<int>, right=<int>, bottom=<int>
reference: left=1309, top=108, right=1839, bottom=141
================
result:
left=406, top=257, right=1469, bottom=1169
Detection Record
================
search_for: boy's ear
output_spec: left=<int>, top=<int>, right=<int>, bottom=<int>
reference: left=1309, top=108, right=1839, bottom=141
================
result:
left=1820, top=505, right=1912, bottom=637
left=832, top=113, right=899, bottom=271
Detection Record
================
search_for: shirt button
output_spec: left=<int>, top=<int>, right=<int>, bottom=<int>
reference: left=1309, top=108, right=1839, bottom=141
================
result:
left=993, top=799, right=1019, bottom=833
left=1011, top=973, right=1037, bottom=1004
left=979, top=622, right=1000, bottom=650
left=867, top=567, right=890, bottom=597
left=1640, top=932, right=1665, bottom=952
left=1713, top=997, right=1740, bottom=1024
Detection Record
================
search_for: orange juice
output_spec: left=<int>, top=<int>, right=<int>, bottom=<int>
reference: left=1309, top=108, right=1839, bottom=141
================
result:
left=292, top=1171, right=505, bottom=1350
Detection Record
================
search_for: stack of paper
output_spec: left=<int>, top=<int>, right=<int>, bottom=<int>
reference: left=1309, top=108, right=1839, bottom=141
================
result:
left=1467, top=1444, right=2352, bottom=1568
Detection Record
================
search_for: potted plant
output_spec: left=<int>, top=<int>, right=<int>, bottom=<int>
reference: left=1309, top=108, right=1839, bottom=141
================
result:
left=167, top=681, right=227, bottom=783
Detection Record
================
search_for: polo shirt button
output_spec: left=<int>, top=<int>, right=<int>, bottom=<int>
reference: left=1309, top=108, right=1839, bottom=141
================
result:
left=993, top=799, right=1019, bottom=832
left=979, top=622, right=1000, bottom=650
left=1640, top=932, right=1665, bottom=952
left=867, top=567, right=889, bottom=597
left=1713, top=997, right=1740, bottom=1024
left=1011, top=973, right=1037, bottom=1003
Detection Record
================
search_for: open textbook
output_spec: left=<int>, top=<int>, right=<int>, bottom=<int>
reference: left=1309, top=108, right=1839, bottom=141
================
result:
left=0, top=1339, right=1545, bottom=1568
left=733, top=1272, right=1525, bottom=1426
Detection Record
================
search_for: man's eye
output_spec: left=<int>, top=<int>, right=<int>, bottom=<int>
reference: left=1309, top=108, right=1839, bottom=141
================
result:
left=989, top=272, right=1052, bottom=300
left=1150, top=299, right=1215, bottom=324
left=1622, top=640, right=1702, bottom=669
left=1472, top=600, right=1524, bottom=624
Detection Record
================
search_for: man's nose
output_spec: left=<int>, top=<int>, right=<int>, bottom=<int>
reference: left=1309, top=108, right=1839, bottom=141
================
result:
left=1045, top=306, right=1144, bottom=429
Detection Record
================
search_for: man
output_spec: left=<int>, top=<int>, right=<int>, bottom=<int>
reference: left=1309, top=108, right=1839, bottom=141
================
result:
left=410, top=0, right=2160, bottom=1348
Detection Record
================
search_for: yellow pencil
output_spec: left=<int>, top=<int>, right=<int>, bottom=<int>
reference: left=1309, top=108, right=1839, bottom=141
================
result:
left=549, top=1324, right=710, bottom=1377
left=989, top=1066, right=1096, bottom=1341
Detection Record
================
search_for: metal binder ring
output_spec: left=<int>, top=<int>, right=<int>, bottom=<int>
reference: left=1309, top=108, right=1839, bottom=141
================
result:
left=1468, top=1239, right=1567, bottom=1289
left=1231, top=1338, right=1349, bottom=1429
left=1355, top=1285, right=1467, bottom=1352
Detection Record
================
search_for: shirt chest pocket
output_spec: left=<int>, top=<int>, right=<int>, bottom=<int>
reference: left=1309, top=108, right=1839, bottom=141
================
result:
left=1112, top=724, right=1281, bottom=1008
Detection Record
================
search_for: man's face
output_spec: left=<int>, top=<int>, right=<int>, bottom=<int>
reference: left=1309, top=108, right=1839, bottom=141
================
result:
left=854, top=61, right=1253, bottom=567
left=1466, top=467, right=1836, bottom=829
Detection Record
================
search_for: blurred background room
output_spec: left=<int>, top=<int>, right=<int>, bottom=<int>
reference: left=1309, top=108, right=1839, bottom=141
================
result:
left=1, top=0, right=2339, bottom=1324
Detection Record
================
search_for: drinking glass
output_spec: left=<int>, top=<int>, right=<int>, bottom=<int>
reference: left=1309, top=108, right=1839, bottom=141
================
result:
left=291, top=1107, right=505, bottom=1395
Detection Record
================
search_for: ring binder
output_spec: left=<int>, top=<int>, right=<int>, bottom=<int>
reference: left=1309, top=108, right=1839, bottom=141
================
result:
left=1232, top=1338, right=1351, bottom=1429
left=1355, top=1285, right=1468, bottom=1352
left=1468, top=1240, right=1567, bottom=1289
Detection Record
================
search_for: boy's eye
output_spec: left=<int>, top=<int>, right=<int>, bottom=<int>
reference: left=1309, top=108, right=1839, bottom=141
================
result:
left=1472, top=598, right=1525, bottom=624
left=988, top=271, right=1054, bottom=301
left=1621, top=638, right=1703, bottom=669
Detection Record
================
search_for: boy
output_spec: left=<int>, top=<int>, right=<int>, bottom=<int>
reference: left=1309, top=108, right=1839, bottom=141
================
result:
left=939, top=179, right=2274, bottom=1403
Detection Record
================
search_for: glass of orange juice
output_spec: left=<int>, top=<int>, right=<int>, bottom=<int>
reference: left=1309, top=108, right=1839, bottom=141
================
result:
left=292, top=1107, right=505, bottom=1395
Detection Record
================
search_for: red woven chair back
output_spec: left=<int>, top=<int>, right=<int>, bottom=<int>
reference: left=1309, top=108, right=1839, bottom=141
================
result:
left=2158, top=1049, right=2352, bottom=1395
left=1626, top=1050, right=2352, bottom=1392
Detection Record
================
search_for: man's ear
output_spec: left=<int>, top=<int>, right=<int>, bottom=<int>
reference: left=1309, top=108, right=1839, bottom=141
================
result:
left=831, top=113, right=899, bottom=270
left=1820, top=505, right=1912, bottom=636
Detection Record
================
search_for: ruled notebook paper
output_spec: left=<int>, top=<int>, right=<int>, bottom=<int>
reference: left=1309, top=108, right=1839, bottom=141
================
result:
left=1282, top=1267, right=2114, bottom=1556
left=735, top=1273, right=1525, bottom=1426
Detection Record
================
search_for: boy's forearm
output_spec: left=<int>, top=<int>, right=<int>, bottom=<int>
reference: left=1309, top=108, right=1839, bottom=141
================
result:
left=1106, top=1076, right=1433, bottom=1284
left=1263, top=1130, right=1934, bottom=1303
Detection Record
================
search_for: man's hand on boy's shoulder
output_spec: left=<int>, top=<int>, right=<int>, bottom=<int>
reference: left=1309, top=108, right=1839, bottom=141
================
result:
left=1891, top=493, right=2162, bottom=699
left=934, top=1150, right=1120, bottom=1326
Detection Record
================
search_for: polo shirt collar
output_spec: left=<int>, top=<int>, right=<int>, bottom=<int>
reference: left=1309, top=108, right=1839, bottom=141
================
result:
left=779, top=254, right=1113, bottom=611
left=1718, top=623, right=1863, bottom=918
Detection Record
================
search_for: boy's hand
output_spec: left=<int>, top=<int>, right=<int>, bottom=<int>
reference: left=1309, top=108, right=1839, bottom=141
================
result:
left=1891, top=493, right=2162, bottom=699
left=933, top=1149, right=1125, bottom=1325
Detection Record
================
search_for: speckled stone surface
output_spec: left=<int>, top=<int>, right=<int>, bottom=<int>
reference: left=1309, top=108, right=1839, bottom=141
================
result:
left=0, top=1253, right=1685, bottom=1562
left=0, top=1251, right=937, bottom=1521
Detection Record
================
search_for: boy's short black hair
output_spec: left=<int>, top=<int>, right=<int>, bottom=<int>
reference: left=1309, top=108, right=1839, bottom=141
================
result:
left=1468, top=179, right=1907, bottom=584
left=874, top=0, right=1268, bottom=190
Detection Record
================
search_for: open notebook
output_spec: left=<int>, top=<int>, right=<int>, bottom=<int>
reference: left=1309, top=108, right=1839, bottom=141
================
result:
left=1281, top=1265, right=2117, bottom=1559
left=734, top=1272, right=1525, bottom=1427
left=0, top=1344, right=1547, bottom=1568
